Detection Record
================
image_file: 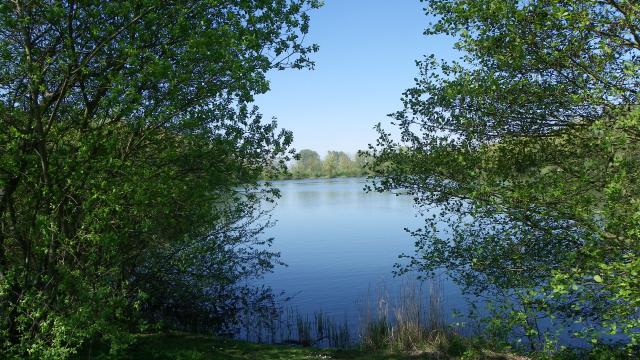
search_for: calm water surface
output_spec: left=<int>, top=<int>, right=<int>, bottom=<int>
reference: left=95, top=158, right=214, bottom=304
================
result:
left=259, top=178, right=596, bottom=347
left=262, top=177, right=467, bottom=326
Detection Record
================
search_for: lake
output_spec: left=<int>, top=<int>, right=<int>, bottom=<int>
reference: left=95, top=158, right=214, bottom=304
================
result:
left=249, top=177, right=598, bottom=348
left=260, top=177, right=468, bottom=334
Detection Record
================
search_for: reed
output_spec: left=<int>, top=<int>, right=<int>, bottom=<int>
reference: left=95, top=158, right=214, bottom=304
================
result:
left=295, top=313, right=312, bottom=346
left=359, top=278, right=457, bottom=353
left=259, top=308, right=353, bottom=349
left=327, top=318, right=351, bottom=349
left=237, top=277, right=461, bottom=353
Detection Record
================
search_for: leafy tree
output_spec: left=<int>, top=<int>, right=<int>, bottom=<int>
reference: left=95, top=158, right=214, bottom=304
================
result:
left=370, top=0, right=639, bottom=350
left=287, top=149, right=368, bottom=179
left=322, top=151, right=339, bottom=177
left=0, top=0, right=319, bottom=357
left=353, top=151, right=371, bottom=174
left=291, top=149, right=323, bottom=177
left=323, top=151, right=352, bottom=177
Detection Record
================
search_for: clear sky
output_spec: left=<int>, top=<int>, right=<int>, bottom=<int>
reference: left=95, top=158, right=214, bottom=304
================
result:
left=254, top=0, right=458, bottom=156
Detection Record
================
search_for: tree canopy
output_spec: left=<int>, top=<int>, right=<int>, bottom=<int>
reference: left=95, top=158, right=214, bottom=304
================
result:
left=370, top=0, right=639, bottom=350
left=0, top=0, right=319, bottom=357
left=285, top=149, right=369, bottom=179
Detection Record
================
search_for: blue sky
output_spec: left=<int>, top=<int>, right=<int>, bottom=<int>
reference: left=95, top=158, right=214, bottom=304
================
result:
left=254, top=0, right=458, bottom=156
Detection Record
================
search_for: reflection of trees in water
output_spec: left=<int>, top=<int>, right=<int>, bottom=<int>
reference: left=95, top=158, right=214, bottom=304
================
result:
left=275, top=179, right=416, bottom=210
left=324, top=190, right=356, bottom=203
left=293, top=190, right=323, bottom=204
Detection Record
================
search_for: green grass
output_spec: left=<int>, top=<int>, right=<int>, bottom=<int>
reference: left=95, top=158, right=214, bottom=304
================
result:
left=122, top=332, right=458, bottom=360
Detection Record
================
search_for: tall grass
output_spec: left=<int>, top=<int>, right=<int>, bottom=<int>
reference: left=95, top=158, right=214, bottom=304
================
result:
left=240, top=306, right=353, bottom=349
left=238, top=278, right=461, bottom=353
left=359, top=278, right=457, bottom=353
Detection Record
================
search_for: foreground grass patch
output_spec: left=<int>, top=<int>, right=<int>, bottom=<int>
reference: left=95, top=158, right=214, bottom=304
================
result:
left=123, top=332, right=470, bottom=359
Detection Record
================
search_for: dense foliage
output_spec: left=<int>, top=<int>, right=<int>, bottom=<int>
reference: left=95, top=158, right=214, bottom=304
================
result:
left=282, top=149, right=369, bottom=179
left=0, top=0, right=319, bottom=358
left=370, top=0, right=639, bottom=352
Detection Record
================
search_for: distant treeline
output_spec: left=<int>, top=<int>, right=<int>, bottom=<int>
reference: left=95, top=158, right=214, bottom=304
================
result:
left=273, top=149, right=371, bottom=179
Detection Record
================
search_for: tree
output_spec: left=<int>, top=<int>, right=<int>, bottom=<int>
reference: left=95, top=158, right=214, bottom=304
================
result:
left=337, top=151, right=355, bottom=175
left=370, top=0, right=639, bottom=350
left=287, top=149, right=369, bottom=179
left=0, top=0, right=319, bottom=357
left=291, top=149, right=323, bottom=177
left=353, top=151, right=371, bottom=177
left=323, top=151, right=352, bottom=177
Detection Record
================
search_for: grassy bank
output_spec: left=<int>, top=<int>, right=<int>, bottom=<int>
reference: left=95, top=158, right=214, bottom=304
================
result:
left=102, top=282, right=633, bottom=360
left=120, top=332, right=528, bottom=360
